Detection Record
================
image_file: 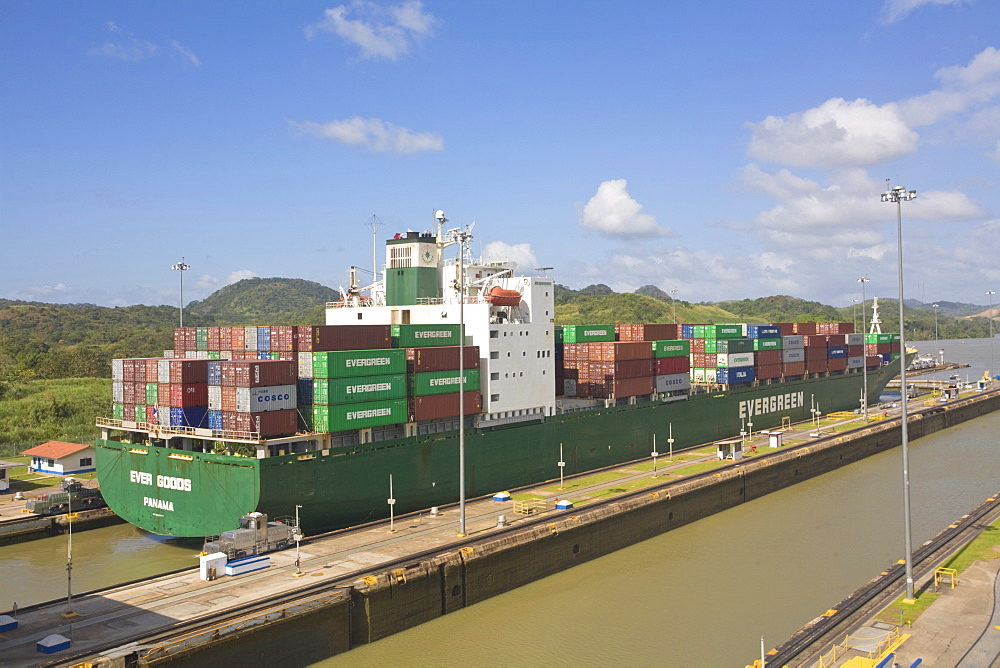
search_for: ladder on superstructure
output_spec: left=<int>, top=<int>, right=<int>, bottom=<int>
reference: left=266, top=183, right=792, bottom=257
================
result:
left=869, top=296, right=883, bottom=335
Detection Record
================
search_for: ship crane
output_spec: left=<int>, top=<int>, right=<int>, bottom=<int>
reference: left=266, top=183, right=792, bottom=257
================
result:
left=335, top=266, right=384, bottom=308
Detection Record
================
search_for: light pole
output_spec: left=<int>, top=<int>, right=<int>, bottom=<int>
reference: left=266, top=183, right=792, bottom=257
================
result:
left=670, top=287, right=679, bottom=324
left=859, top=276, right=871, bottom=420
left=65, top=491, right=74, bottom=616
left=851, top=298, right=859, bottom=332
left=294, top=504, right=302, bottom=575
left=988, top=290, right=996, bottom=380
left=932, top=303, right=940, bottom=342
left=171, top=258, right=190, bottom=328
left=881, top=180, right=917, bottom=601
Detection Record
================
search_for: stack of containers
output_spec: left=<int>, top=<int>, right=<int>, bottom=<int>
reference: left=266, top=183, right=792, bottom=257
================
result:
left=781, top=334, right=806, bottom=376
left=865, top=333, right=901, bottom=364
left=747, top=324, right=783, bottom=380
left=688, top=324, right=756, bottom=385
left=560, top=325, right=615, bottom=397
left=216, top=359, right=297, bottom=437
left=803, top=334, right=830, bottom=374
left=615, top=323, right=680, bottom=342
left=311, top=349, right=409, bottom=432
left=554, top=327, right=565, bottom=396
left=846, top=332, right=866, bottom=370
left=408, top=344, right=482, bottom=421
left=651, top=339, right=691, bottom=393
left=164, top=359, right=210, bottom=428
left=826, top=332, right=848, bottom=373
left=575, top=340, right=654, bottom=399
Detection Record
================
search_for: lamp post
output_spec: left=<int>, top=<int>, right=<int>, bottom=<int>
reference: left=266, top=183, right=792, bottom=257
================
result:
left=859, top=277, right=871, bottom=420
left=881, top=180, right=917, bottom=601
left=294, top=504, right=302, bottom=575
left=851, top=298, right=859, bottom=332
left=988, top=290, right=996, bottom=381
left=932, top=303, right=940, bottom=342
left=670, top=287, right=679, bottom=324
left=171, top=258, right=190, bottom=328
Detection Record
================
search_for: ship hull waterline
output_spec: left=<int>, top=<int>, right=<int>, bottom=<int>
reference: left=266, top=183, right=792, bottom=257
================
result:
left=95, top=365, right=897, bottom=537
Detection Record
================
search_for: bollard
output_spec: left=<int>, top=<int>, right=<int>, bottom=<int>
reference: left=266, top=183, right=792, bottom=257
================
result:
left=496, top=515, right=508, bottom=527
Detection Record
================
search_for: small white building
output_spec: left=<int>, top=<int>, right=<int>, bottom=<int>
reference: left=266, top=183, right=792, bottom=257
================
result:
left=22, top=442, right=96, bottom=475
left=0, top=460, right=20, bottom=493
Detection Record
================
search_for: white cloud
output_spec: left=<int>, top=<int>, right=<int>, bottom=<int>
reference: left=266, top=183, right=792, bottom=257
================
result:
left=7, top=283, right=69, bottom=301
left=881, top=0, right=971, bottom=24
left=900, top=47, right=1000, bottom=126
left=288, top=117, right=444, bottom=154
left=481, top=241, right=539, bottom=273
left=306, top=0, right=438, bottom=61
left=89, top=21, right=158, bottom=61
left=580, top=179, right=672, bottom=238
left=747, top=98, right=918, bottom=168
left=196, top=270, right=257, bottom=293
left=168, top=38, right=201, bottom=68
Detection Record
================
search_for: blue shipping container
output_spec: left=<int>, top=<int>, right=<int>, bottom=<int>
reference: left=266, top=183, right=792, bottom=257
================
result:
left=716, top=366, right=755, bottom=384
left=297, top=378, right=314, bottom=405
left=828, top=346, right=848, bottom=358
left=207, top=360, right=223, bottom=386
left=208, top=409, right=224, bottom=430
left=169, top=406, right=208, bottom=428
left=257, top=327, right=271, bottom=351
left=747, top=325, right=781, bottom=339
left=681, top=325, right=696, bottom=339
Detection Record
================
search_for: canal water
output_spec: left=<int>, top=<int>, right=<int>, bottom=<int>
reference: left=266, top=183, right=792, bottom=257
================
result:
left=1, top=338, right=996, bottom=665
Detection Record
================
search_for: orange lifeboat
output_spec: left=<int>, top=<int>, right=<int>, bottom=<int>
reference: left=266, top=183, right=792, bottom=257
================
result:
left=485, top=286, right=521, bottom=306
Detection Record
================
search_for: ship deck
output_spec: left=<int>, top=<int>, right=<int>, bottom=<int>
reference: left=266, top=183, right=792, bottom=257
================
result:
left=0, top=389, right=961, bottom=667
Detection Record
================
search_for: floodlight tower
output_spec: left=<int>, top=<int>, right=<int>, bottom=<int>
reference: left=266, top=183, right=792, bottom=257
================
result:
left=172, top=258, right=191, bottom=327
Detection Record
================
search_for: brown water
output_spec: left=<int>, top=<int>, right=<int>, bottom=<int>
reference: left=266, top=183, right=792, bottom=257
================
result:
left=1, top=339, right=996, bottom=665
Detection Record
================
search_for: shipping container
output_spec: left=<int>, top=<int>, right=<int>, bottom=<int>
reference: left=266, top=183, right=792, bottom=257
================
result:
left=716, top=366, right=755, bottom=384
left=615, top=323, right=680, bottom=341
left=221, top=386, right=238, bottom=413
left=755, top=363, right=782, bottom=380
left=781, top=335, right=805, bottom=349
left=145, top=382, right=158, bottom=405
left=806, top=358, right=828, bottom=373
left=314, top=373, right=407, bottom=405
left=406, top=345, right=480, bottom=372
left=585, top=359, right=654, bottom=380
left=208, top=409, right=224, bottom=431
left=220, top=360, right=297, bottom=388
left=168, top=406, right=208, bottom=428
left=691, top=368, right=707, bottom=383
left=654, top=373, right=691, bottom=393
left=650, top=339, right=690, bottom=358
left=411, top=391, right=481, bottom=421
left=269, top=325, right=296, bottom=352
left=782, top=348, right=805, bottom=363
left=827, top=346, right=848, bottom=358
left=752, top=338, right=782, bottom=351
left=827, top=357, right=848, bottom=371
left=169, top=383, right=208, bottom=407
left=792, top=322, right=818, bottom=335
left=782, top=361, right=806, bottom=376
left=845, top=333, right=864, bottom=346
left=561, top=325, right=615, bottom=343
left=207, top=360, right=223, bottom=386
left=655, top=356, right=690, bottom=375
left=294, top=325, right=313, bottom=352
left=208, top=385, right=222, bottom=411
left=411, top=369, right=480, bottom=396
left=313, top=398, right=409, bottom=432
left=582, top=341, right=652, bottom=361
left=167, top=359, right=210, bottom=384
left=391, top=323, right=464, bottom=348
left=312, top=348, right=407, bottom=379
left=865, top=333, right=895, bottom=344
left=755, top=350, right=782, bottom=366
left=244, top=326, right=259, bottom=351
left=577, top=376, right=653, bottom=399
left=847, top=356, right=865, bottom=369
left=224, top=409, right=297, bottom=437
left=715, top=338, right=754, bottom=354
left=706, top=324, right=744, bottom=339
left=717, top=352, right=755, bottom=368
left=112, top=403, right=125, bottom=420
left=235, top=385, right=297, bottom=413
left=746, top=324, right=782, bottom=339
left=298, top=351, right=314, bottom=379
left=310, top=325, right=393, bottom=352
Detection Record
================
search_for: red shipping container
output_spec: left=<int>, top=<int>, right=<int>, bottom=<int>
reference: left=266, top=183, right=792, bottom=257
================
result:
left=826, top=334, right=846, bottom=346
left=771, top=323, right=795, bottom=336
left=616, top=323, right=680, bottom=341
left=689, top=339, right=706, bottom=353
left=123, top=403, right=136, bottom=421
left=310, top=325, right=392, bottom=352
left=756, top=350, right=782, bottom=366
left=847, top=345, right=863, bottom=357
left=270, top=325, right=296, bottom=352
left=143, top=358, right=159, bottom=380
left=145, top=404, right=158, bottom=425
left=295, top=325, right=313, bottom=352
left=411, top=391, right=482, bottom=421
left=207, top=327, right=222, bottom=351
left=158, top=383, right=172, bottom=407
left=586, top=341, right=652, bottom=361
left=122, top=381, right=136, bottom=403
left=221, top=386, right=238, bottom=412
left=655, top=356, right=690, bottom=375
left=169, top=383, right=208, bottom=407
left=806, top=346, right=827, bottom=361
left=866, top=355, right=882, bottom=368
left=756, top=363, right=782, bottom=380
left=407, top=346, right=481, bottom=372
left=168, top=359, right=209, bottom=384
left=804, top=335, right=827, bottom=347
left=219, top=360, right=297, bottom=388
left=562, top=343, right=580, bottom=361
left=782, top=361, right=806, bottom=375
left=584, top=376, right=654, bottom=399
left=793, top=323, right=818, bottom=335
left=222, top=408, right=297, bottom=437
left=587, top=359, right=654, bottom=379
left=806, top=358, right=828, bottom=373
left=827, top=357, right=847, bottom=371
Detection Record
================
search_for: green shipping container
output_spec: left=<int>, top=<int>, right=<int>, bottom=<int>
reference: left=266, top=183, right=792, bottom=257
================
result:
left=208, top=351, right=221, bottom=359
left=196, top=327, right=208, bottom=351
left=145, top=382, right=158, bottom=405
left=314, top=373, right=407, bottom=405
left=703, top=339, right=717, bottom=354
left=391, top=324, right=463, bottom=348
left=715, top=338, right=754, bottom=353
left=312, top=398, right=408, bottom=432
left=412, top=369, right=480, bottom=396
left=651, top=340, right=690, bottom=358
left=753, top=338, right=783, bottom=351
left=554, top=327, right=564, bottom=345
left=134, top=404, right=146, bottom=422
left=561, top=325, right=615, bottom=343
left=112, top=403, right=124, bottom=420
left=866, top=333, right=894, bottom=344
left=708, top=324, right=743, bottom=339
left=313, top=349, right=407, bottom=379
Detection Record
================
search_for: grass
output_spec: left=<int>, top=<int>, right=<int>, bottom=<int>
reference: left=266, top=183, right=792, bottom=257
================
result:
left=669, top=460, right=725, bottom=476
left=540, top=470, right=631, bottom=494
left=0, top=378, right=109, bottom=455
left=875, top=592, right=942, bottom=626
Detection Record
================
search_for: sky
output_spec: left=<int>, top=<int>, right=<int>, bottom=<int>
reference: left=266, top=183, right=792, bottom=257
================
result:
left=2, top=0, right=999, bottom=311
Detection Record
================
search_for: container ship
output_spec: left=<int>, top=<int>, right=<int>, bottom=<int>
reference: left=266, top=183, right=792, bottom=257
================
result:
left=95, top=214, right=905, bottom=537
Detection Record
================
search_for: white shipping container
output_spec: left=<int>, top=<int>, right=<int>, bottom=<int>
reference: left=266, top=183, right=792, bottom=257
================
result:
left=298, top=352, right=313, bottom=379
left=235, top=385, right=297, bottom=413
left=111, top=359, right=124, bottom=380
left=782, top=335, right=805, bottom=349
left=846, top=333, right=864, bottom=346
left=112, top=381, right=124, bottom=403
left=705, top=368, right=718, bottom=383
left=654, top=373, right=691, bottom=393
left=158, top=359, right=171, bottom=383
left=691, top=368, right=706, bottom=383
left=208, top=385, right=223, bottom=411
left=195, top=351, right=209, bottom=359
left=185, top=351, right=198, bottom=359
left=163, top=350, right=175, bottom=358
left=244, top=326, right=259, bottom=351
left=782, top=348, right=805, bottom=363
left=717, top=352, right=755, bottom=368
left=847, top=356, right=865, bottom=369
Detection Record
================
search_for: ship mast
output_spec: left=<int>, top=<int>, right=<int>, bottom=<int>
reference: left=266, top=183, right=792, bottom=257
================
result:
left=869, top=296, right=883, bottom=335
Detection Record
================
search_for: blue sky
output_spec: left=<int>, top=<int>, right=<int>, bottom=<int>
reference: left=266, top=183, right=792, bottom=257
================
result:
left=2, top=1, right=998, bottom=311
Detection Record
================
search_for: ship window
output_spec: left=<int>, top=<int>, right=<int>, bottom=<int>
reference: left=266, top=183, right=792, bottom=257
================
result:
left=490, top=330, right=498, bottom=338
left=491, top=394, right=499, bottom=401
left=490, top=372, right=499, bottom=380
left=357, top=313, right=363, bottom=320
left=490, top=352, right=499, bottom=359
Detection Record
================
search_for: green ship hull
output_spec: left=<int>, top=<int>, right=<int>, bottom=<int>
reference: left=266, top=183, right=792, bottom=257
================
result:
left=96, top=363, right=898, bottom=537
